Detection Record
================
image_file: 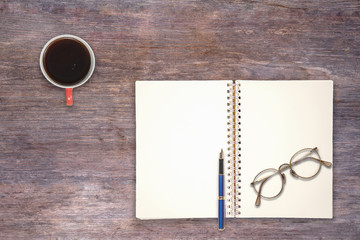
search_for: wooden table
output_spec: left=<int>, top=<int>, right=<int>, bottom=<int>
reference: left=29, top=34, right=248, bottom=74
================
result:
left=0, top=1, right=359, bottom=239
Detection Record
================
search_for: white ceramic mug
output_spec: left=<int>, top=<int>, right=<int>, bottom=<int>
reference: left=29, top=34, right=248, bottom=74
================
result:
left=40, top=34, right=95, bottom=106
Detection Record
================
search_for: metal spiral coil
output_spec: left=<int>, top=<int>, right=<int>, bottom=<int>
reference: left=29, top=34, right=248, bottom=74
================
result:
left=225, top=82, right=235, bottom=216
left=224, top=81, right=241, bottom=217
left=234, top=81, right=241, bottom=215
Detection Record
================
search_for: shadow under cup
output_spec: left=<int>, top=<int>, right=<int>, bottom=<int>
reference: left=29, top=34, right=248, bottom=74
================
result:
left=40, top=34, right=95, bottom=106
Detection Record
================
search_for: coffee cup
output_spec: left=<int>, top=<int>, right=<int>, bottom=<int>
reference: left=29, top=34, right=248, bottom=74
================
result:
left=40, top=34, right=95, bottom=106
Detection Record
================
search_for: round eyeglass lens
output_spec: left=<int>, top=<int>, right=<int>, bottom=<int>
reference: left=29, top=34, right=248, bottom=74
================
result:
left=290, top=149, right=321, bottom=178
left=253, top=168, right=283, bottom=198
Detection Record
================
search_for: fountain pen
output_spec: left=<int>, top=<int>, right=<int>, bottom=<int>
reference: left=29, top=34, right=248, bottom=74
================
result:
left=218, top=149, right=225, bottom=231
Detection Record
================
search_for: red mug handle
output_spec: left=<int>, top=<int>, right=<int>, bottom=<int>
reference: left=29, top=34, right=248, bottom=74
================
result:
left=66, top=88, right=73, bottom=106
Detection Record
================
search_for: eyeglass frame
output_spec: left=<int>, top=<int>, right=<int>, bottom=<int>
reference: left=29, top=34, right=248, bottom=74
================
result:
left=250, top=147, right=332, bottom=207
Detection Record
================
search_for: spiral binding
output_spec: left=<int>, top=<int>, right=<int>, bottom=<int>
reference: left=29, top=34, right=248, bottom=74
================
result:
left=225, top=81, right=242, bottom=217
left=235, top=81, right=241, bottom=216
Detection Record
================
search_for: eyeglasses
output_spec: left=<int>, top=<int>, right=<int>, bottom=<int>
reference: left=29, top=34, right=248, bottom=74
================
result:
left=250, top=147, right=332, bottom=207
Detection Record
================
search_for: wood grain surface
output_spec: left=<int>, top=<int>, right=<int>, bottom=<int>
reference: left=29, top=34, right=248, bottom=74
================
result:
left=0, top=0, right=359, bottom=239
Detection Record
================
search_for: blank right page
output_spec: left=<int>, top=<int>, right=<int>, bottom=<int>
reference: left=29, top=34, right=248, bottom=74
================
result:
left=238, top=80, right=333, bottom=218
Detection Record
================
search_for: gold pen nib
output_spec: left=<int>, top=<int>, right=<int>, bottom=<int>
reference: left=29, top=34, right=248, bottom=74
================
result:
left=220, top=149, right=223, bottom=159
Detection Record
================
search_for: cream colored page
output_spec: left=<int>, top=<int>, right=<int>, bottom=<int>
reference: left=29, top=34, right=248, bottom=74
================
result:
left=136, top=81, right=231, bottom=219
left=238, top=80, right=333, bottom=218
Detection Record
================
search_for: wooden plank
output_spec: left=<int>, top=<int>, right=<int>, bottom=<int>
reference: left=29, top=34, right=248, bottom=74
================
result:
left=0, top=0, right=359, bottom=239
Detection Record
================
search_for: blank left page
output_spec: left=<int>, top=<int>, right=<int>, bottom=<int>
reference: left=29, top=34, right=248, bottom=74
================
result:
left=136, top=81, right=230, bottom=219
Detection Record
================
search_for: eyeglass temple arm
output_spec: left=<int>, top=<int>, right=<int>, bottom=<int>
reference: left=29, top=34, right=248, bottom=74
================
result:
left=255, top=176, right=271, bottom=207
left=297, top=147, right=332, bottom=167
left=292, top=156, right=332, bottom=168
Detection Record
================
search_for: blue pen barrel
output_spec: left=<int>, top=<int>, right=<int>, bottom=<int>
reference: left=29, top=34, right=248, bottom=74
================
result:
left=219, top=199, right=225, bottom=230
left=219, top=174, right=224, bottom=196
left=218, top=174, right=225, bottom=230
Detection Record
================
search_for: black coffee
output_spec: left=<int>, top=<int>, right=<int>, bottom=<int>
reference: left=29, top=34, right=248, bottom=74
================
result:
left=43, top=38, right=91, bottom=85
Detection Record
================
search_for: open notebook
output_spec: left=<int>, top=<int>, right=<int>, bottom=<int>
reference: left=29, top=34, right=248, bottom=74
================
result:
left=136, top=80, right=333, bottom=219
